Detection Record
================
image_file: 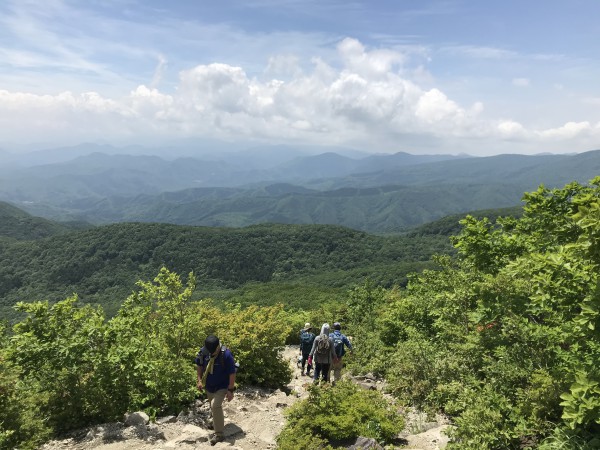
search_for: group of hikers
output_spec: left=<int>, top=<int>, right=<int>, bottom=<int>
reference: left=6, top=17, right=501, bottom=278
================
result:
left=194, top=322, right=352, bottom=445
left=299, top=321, right=353, bottom=384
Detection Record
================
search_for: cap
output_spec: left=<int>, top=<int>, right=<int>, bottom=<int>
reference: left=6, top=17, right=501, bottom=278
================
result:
left=204, top=335, right=220, bottom=354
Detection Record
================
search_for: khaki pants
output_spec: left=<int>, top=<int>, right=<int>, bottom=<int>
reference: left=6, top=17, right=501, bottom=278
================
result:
left=207, top=388, right=227, bottom=434
left=331, top=358, right=344, bottom=382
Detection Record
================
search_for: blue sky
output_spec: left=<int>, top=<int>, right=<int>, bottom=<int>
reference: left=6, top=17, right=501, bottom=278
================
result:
left=1, top=0, right=599, bottom=156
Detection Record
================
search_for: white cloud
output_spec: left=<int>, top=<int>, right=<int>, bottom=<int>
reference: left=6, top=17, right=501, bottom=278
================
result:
left=537, top=121, right=593, bottom=140
left=337, top=38, right=405, bottom=78
left=496, top=120, right=528, bottom=139
left=0, top=34, right=598, bottom=155
left=415, top=88, right=462, bottom=124
left=264, top=54, right=303, bottom=79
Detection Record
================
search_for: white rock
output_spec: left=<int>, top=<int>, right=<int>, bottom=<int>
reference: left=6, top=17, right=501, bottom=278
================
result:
left=124, top=411, right=150, bottom=426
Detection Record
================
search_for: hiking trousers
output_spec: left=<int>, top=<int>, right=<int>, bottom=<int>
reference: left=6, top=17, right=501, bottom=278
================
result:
left=314, top=362, right=330, bottom=382
left=207, top=388, right=227, bottom=434
left=331, top=357, right=344, bottom=382
left=301, top=352, right=312, bottom=374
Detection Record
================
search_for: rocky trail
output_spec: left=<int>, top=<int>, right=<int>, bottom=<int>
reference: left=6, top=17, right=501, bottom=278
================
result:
left=42, top=347, right=449, bottom=450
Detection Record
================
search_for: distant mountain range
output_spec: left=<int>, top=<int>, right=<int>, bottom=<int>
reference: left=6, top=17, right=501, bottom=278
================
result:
left=47, top=183, right=522, bottom=232
left=0, top=143, right=598, bottom=232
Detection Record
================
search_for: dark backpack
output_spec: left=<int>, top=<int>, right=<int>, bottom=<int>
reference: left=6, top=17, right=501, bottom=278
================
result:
left=315, top=336, right=331, bottom=357
left=300, top=331, right=315, bottom=353
left=197, top=345, right=240, bottom=371
left=332, top=332, right=344, bottom=357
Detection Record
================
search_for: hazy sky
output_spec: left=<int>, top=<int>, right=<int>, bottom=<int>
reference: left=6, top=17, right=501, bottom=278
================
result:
left=1, top=0, right=599, bottom=155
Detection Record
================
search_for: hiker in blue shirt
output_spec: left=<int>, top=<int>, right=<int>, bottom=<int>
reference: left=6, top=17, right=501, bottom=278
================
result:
left=330, top=322, right=353, bottom=384
left=299, top=322, right=316, bottom=377
left=196, top=335, right=237, bottom=446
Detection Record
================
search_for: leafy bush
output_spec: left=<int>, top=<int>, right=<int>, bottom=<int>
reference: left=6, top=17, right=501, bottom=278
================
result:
left=107, top=269, right=202, bottom=414
left=9, top=296, right=117, bottom=432
left=446, top=385, right=517, bottom=449
left=212, top=302, right=293, bottom=387
left=277, top=381, right=404, bottom=449
left=0, top=327, right=50, bottom=450
left=538, top=427, right=600, bottom=450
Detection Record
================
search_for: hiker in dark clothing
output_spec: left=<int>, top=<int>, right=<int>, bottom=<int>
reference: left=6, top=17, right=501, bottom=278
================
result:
left=308, top=323, right=337, bottom=383
left=299, top=322, right=316, bottom=376
left=196, top=335, right=237, bottom=446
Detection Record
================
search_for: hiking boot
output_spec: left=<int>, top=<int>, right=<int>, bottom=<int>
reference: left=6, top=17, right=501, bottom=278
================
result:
left=209, top=433, right=224, bottom=446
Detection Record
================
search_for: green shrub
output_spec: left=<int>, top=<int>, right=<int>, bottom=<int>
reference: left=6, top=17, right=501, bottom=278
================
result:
left=277, top=380, right=404, bottom=449
left=539, top=427, right=600, bottom=450
left=214, top=302, right=293, bottom=388
left=0, top=339, right=51, bottom=450
left=9, top=297, right=117, bottom=432
left=446, top=385, right=518, bottom=449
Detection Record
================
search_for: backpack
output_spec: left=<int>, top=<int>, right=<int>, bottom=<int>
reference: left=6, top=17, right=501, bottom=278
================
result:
left=315, top=336, right=331, bottom=357
left=300, top=331, right=314, bottom=353
left=332, top=331, right=344, bottom=357
left=197, top=345, right=240, bottom=371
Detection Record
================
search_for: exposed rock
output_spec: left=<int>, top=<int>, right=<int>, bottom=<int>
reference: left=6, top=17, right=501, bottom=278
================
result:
left=347, top=436, right=383, bottom=449
left=147, top=423, right=166, bottom=441
left=165, top=423, right=210, bottom=446
left=122, top=424, right=148, bottom=440
left=123, top=411, right=149, bottom=427
left=156, top=415, right=177, bottom=424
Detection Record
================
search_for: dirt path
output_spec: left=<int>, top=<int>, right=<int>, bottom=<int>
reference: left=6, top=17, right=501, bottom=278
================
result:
left=41, top=346, right=449, bottom=449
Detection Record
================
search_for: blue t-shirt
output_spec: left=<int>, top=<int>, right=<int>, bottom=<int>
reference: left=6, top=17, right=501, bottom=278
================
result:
left=195, top=347, right=237, bottom=393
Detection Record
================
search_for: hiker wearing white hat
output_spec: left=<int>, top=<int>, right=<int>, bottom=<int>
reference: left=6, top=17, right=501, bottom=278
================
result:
left=299, top=322, right=316, bottom=376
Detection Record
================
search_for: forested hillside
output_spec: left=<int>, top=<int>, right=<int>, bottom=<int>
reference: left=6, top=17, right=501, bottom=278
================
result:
left=0, top=220, right=451, bottom=320
left=0, top=201, right=78, bottom=241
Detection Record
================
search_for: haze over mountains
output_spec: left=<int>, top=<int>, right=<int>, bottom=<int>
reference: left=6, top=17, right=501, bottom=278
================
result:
left=0, top=143, right=597, bottom=232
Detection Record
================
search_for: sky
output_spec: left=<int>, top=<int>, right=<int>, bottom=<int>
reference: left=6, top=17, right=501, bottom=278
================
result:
left=1, top=0, right=599, bottom=156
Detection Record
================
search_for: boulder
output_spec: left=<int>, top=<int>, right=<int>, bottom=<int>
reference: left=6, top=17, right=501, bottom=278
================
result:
left=347, top=436, right=383, bottom=449
left=156, top=415, right=177, bottom=425
left=124, top=411, right=149, bottom=427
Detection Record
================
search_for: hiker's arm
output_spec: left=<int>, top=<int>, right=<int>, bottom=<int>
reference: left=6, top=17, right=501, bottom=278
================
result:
left=344, top=336, right=353, bottom=351
left=196, top=365, right=204, bottom=391
left=226, top=372, right=236, bottom=401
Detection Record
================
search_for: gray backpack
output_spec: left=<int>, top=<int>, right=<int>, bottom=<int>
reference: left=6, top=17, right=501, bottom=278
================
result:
left=315, top=336, right=331, bottom=357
